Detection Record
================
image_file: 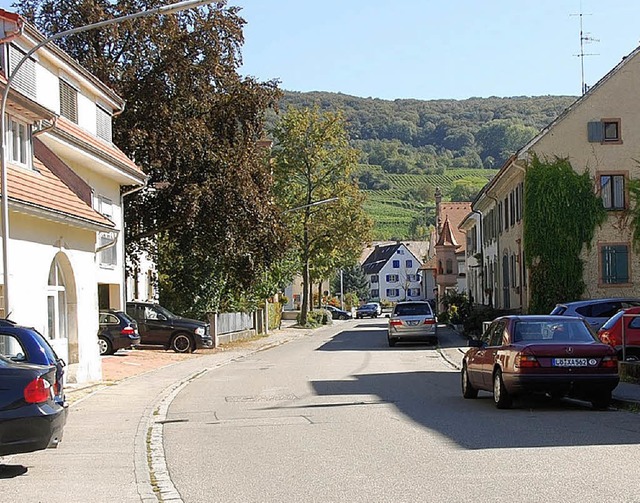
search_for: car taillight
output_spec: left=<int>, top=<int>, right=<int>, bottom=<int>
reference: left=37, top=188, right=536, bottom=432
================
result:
left=515, top=353, right=540, bottom=368
left=423, top=319, right=436, bottom=325
left=600, top=355, right=618, bottom=368
left=24, top=377, right=51, bottom=404
left=599, top=331, right=612, bottom=345
left=121, top=326, right=136, bottom=336
left=390, top=320, right=403, bottom=326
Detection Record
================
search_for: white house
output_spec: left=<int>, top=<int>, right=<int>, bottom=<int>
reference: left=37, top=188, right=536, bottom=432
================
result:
left=361, top=242, right=424, bottom=303
left=1, top=10, right=146, bottom=383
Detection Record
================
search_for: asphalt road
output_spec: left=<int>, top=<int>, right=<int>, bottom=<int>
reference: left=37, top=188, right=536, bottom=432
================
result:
left=164, top=319, right=640, bottom=503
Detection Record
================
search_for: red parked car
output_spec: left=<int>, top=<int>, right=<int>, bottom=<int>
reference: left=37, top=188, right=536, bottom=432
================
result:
left=598, top=306, right=640, bottom=361
left=462, top=315, right=619, bottom=409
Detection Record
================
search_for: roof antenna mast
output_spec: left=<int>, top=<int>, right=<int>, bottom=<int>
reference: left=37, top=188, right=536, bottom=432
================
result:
left=571, top=4, right=599, bottom=95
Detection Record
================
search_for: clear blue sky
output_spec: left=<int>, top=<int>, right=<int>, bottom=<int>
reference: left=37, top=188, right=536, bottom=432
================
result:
left=3, top=0, right=639, bottom=100
left=236, top=0, right=640, bottom=100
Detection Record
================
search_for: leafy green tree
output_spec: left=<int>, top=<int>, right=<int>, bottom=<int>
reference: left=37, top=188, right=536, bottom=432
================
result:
left=271, top=107, right=372, bottom=325
left=449, top=177, right=487, bottom=202
left=21, top=0, right=289, bottom=315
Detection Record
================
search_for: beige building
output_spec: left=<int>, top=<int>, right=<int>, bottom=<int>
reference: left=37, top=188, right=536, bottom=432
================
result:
left=464, top=44, right=640, bottom=313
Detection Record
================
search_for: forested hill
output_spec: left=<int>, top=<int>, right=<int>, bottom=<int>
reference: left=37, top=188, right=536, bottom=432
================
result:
left=272, top=91, right=577, bottom=240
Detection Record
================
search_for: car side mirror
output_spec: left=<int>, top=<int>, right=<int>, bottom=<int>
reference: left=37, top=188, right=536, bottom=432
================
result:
left=468, top=339, right=483, bottom=348
left=157, top=314, right=167, bottom=321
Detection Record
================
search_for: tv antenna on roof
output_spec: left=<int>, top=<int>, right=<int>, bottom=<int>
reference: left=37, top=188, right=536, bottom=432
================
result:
left=571, top=8, right=599, bottom=95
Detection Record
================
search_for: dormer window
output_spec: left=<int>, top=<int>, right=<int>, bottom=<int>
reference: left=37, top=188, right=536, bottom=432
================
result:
left=7, top=117, right=31, bottom=168
left=59, top=79, right=78, bottom=123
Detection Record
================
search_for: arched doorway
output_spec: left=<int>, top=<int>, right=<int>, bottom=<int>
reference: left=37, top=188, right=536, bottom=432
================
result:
left=46, top=253, right=78, bottom=364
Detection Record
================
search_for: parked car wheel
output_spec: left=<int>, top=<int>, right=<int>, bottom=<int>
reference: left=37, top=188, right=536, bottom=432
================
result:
left=591, top=390, right=612, bottom=410
left=171, top=333, right=194, bottom=353
left=461, top=364, right=478, bottom=399
left=98, top=336, right=113, bottom=356
left=493, top=369, right=512, bottom=409
left=339, top=314, right=347, bottom=320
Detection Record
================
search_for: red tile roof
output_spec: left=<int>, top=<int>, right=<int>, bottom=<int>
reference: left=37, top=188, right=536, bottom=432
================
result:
left=435, top=216, right=460, bottom=247
left=54, top=117, right=144, bottom=179
left=8, top=157, right=114, bottom=229
left=438, top=202, right=471, bottom=251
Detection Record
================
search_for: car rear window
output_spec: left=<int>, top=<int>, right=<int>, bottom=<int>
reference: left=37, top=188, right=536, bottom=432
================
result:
left=394, top=303, right=432, bottom=316
left=550, top=305, right=567, bottom=315
left=601, top=310, right=624, bottom=330
left=513, top=320, right=596, bottom=343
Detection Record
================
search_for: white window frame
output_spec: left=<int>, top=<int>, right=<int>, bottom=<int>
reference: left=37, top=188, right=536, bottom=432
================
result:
left=6, top=116, right=32, bottom=168
left=96, top=196, right=117, bottom=267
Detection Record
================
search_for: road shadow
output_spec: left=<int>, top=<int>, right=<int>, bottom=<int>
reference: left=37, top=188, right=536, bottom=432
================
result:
left=0, top=464, right=28, bottom=478
left=309, top=370, right=640, bottom=449
left=318, top=324, right=467, bottom=352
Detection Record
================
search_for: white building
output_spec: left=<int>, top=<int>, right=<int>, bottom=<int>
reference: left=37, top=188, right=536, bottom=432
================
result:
left=1, top=11, right=146, bottom=382
left=361, top=242, right=424, bottom=303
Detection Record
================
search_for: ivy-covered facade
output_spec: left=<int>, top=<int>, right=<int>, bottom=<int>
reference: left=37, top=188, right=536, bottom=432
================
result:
left=462, top=44, right=640, bottom=314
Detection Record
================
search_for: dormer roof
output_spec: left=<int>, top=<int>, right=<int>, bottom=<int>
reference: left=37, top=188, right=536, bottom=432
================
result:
left=436, top=216, right=460, bottom=248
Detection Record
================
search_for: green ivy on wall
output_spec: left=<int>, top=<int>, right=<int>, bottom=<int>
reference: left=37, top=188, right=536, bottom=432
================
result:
left=523, top=155, right=606, bottom=314
left=627, top=179, right=640, bottom=251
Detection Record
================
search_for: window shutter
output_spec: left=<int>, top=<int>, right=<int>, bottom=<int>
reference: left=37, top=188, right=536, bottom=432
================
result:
left=96, top=105, right=112, bottom=142
left=587, top=121, right=604, bottom=142
left=8, top=45, right=36, bottom=98
left=59, top=79, right=78, bottom=123
left=614, top=245, right=629, bottom=282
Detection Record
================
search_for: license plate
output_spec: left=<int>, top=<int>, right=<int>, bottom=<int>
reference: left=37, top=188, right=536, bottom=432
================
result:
left=407, top=320, right=420, bottom=326
left=552, top=358, right=588, bottom=367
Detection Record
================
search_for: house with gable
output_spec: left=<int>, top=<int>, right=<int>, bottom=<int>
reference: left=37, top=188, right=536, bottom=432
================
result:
left=0, top=10, right=147, bottom=382
left=463, top=44, right=640, bottom=313
left=361, top=242, right=424, bottom=304
left=421, top=189, right=471, bottom=309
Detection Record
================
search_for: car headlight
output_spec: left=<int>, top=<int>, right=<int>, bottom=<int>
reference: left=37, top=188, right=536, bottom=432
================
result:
left=194, top=327, right=205, bottom=336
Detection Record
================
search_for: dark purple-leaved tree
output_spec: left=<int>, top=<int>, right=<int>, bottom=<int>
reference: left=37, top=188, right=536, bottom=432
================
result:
left=18, top=0, right=289, bottom=316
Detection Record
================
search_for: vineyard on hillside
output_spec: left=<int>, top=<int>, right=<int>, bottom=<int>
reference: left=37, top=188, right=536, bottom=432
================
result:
left=365, top=169, right=498, bottom=240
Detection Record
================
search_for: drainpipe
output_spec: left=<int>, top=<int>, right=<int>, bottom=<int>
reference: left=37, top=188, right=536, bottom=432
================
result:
left=120, top=179, right=148, bottom=308
left=486, top=193, right=500, bottom=309
left=471, top=208, right=483, bottom=305
left=0, top=18, right=24, bottom=50
left=31, top=116, right=57, bottom=137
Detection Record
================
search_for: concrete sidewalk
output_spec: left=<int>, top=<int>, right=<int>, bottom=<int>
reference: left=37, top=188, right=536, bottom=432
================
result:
left=1, top=320, right=328, bottom=503
left=438, top=325, right=640, bottom=408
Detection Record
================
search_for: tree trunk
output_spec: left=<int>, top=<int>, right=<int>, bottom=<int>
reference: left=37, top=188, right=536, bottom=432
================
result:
left=300, top=257, right=310, bottom=325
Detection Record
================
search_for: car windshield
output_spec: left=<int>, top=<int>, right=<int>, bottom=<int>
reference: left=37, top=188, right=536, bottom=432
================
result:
left=601, top=310, right=625, bottom=330
left=394, top=303, right=432, bottom=316
left=513, top=320, right=597, bottom=343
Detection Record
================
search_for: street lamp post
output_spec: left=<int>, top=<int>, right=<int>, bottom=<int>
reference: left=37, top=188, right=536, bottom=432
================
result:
left=0, top=0, right=215, bottom=317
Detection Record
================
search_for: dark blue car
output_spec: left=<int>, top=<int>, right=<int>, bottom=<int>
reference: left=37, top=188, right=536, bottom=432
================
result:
left=0, top=320, right=68, bottom=455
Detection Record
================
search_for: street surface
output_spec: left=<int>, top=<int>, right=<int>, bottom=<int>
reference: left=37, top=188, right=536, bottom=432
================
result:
left=165, top=319, right=640, bottom=503
left=2, top=318, right=640, bottom=503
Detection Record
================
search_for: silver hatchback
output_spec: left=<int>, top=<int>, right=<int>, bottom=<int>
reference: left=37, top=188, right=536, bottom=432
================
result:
left=388, top=301, right=438, bottom=347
